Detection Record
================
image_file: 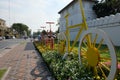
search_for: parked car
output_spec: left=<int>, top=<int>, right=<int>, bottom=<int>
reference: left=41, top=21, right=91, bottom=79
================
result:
left=5, top=36, right=10, bottom=39
left=0, top=37, right=3, bottom=40
left=12, top=36, right=15, bottom=39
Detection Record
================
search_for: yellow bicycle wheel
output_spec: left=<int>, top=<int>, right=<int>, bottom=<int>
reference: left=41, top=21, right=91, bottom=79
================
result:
left=78, top=29, right=117, bottom=80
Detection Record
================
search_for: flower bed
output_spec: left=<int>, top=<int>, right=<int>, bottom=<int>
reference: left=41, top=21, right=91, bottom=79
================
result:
left=42, top=50, right=95, bottom=80
left=34, top=41, right=120, bottom=80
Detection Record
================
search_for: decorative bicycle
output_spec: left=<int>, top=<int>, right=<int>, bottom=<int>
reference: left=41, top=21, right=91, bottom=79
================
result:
left=57, top=0, right=117, bottom=80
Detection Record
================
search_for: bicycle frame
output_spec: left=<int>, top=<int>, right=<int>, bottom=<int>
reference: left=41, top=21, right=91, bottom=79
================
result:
left=58, top=0, right=117, bottom=79
left=64, top=0, right=91, bottom=53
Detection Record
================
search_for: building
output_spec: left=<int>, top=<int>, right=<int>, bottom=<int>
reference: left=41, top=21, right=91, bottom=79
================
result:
left=0, top=18, right=14, bottom=39
left=0, top=18, right=7, bottom=37
left=58, top=0, right=97, bottom=32
left=58, top=0, right=120, bottom=46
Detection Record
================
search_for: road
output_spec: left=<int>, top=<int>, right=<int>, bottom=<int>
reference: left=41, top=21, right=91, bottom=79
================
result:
left=0, top=39, right=28, bottom=53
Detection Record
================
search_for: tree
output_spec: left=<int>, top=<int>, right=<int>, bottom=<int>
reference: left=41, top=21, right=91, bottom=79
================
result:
left=11, top=23, right=30, bottom=37
left=33, top=30, right=41, bottom=37
left=93, top=0, right=120, bottom=18
left=27, top=29, right=31, bottom=37
left=41, top=30, right=47, bottom=35
left=55, top=27, right=59, bottom=34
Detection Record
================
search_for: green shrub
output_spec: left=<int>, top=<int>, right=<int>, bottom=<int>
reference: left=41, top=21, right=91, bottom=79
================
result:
left=42, top=51, right=94, bottom=80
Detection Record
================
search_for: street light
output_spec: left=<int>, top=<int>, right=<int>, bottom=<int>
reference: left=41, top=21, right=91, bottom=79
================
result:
left=46, top=22, right=54, bottom=36
left=40, top=26, right=46, bottom=31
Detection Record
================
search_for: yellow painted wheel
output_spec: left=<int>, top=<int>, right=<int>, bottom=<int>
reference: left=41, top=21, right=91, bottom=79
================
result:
left=78, top=29, right=117, bottom=80
left=57, top=32, right=68, bottom=55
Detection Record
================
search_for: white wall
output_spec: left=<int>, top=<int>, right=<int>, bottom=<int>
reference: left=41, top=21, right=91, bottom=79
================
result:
left=59, top=0, right=97, bottom=32
left=59, top=0, right=120, bottom=46
left=87, top=13, right=120, bottom=46
left=68, top=13, right=120, bottom=46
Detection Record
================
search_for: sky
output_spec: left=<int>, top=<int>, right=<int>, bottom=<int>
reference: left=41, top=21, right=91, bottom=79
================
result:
left=0, top=0, right=72, bottom=33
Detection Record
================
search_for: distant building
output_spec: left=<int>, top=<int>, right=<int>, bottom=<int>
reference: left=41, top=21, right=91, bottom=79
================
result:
left=0, top=18, right=7, bottom=37
left=58, top=0, right=97, bottom=32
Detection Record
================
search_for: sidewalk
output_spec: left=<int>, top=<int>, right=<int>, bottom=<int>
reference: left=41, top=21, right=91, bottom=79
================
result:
left=0, top=41, right=54, bottom=80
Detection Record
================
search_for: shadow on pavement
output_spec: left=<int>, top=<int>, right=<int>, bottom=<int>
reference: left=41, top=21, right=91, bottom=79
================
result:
left=30, top=52, right=54, bottom=80
left=24, top=42, right=35, bottom=50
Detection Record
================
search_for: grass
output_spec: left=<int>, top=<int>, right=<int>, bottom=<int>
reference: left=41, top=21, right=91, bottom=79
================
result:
left=0, top=69, right=7, bottom=79
left=99, top=45, right=120, bottom=62
left=37, top=40, right=120, bottom=62
left=115, top=46, right=120, bottom=62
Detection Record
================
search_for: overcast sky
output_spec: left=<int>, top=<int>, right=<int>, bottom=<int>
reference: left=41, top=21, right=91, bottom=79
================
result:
left=0, top=0, right=72, bottom=33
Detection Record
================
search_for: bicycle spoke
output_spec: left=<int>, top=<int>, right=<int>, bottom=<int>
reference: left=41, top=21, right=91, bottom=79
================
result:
left=81, top=51, right=87, bottom=57
left=93, top=34, right=98, bottom=47
left=85, top=34, right=92, bottom=47
left=97, top=38, right=104, bottom=49
left=100, top=62, right=110, bottom=71
left=98, top=64, right=107, bottom=79
left=100, top=57, right=111, bottom=61
left=83, top=41, right=88, bottom=48
left=89, top=33, right=93, bottom=46
left=81, top=47, right=87, bottom=52
left=94, top=67, right=98, bottom=78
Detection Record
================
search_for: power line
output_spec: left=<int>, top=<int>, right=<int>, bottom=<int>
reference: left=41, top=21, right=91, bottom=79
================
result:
left=8, top=0, right=11, bottom=26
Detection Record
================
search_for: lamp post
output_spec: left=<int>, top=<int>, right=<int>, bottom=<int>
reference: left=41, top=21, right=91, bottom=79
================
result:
left=40, top=26, right=46, bottom=31
left=46, top=22, right=54, bottom=37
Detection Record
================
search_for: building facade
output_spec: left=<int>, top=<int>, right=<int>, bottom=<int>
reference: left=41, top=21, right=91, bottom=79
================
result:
left=0, top=18, right=7, bottom=37
left=58, top=0, right=120, bottom=46
left=58, top=0, right=97, bottom=32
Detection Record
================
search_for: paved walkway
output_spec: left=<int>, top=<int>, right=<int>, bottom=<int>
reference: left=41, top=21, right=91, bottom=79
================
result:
left=0, top=41, right=54, bottom=80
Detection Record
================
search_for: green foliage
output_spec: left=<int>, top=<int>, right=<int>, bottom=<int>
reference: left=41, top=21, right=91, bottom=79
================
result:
left=34, top=42, right=120, bottom=79
left=93, top=0, right=120, bottom=18
left=42, top=51, right=94, bottom=80
left=11, top=23, right=30, bottom=36
left=33, top=30, right=47, bottom=38
left=41, top=50, right=120, bottom=79
left=41, top=30, right=47, bottom=35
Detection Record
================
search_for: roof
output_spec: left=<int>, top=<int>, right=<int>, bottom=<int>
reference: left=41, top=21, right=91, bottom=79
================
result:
left=58, top=0, right=97, bottom=14
left=0, top=18, right=5, bottom=22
